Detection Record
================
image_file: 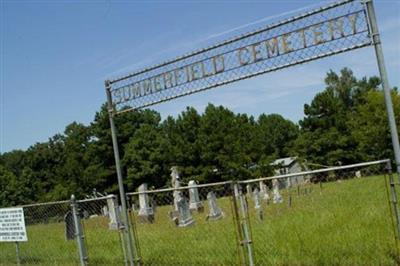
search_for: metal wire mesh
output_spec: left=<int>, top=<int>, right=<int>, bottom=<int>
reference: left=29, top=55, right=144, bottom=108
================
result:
left=0, top=201, right=78, bottom=266
left=127, top=182, right=241, bottom=265
left=238, top=160, right=397, bottom=265
left=108, top=0, right=371, bottom=113
left=1, top=160, right=398, bottom=265
left=76, top=196, right=126, bottom=266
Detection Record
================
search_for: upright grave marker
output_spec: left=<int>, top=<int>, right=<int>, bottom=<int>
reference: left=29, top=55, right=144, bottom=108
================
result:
left=138, top=184, right=155, bottom=223
left=272, top=179, right=283, bottom=204
left=188, top=180, right=204, bottom=212
left=206, top=192, right=224, bottom=221
left=253, top=188, right=264, bottom=221
left=176, top=194, right=195, bottom=227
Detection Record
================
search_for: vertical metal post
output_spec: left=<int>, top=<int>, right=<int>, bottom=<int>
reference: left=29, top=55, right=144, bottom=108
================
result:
left=71, top=195, right=88, bottom=266
left=15, top=242, right=21, bottom=266
left=233, top=183, right=255, bottom=266
left=287, top=177, right=292, bottom=208
left=364, top=0, right=400, bottom=177
left=231, top=183, right=246, bottom=265
left=105, top=81, right=140, bottom=266
left=386, top=162, right=400, bottom=239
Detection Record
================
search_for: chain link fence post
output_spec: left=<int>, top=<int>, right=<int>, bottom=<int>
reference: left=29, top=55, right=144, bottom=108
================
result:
left=232, top=183, right=254, bottom=266
left=385, top=162, right=400, bottom=244
left=231, top=183, right=247, bottom=265
left=71, top=194, right=89, bottom=266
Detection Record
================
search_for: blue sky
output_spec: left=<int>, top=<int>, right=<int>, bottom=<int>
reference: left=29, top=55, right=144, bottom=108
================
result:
left=1, top=0, right=399, bottom=153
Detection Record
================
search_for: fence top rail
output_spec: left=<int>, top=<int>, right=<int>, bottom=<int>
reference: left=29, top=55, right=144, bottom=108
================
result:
left=11, top=195, right=116, bottom=209
left=76, top=194, right=116, bottom=204
left=126, top=159, right=388, bottom=195
left=107, top=0, right=354, bottom=84
left=239, top=159, right=390, bottom=184
left=17, top=200, right=70, bottom=209
left=126, top=180, right=233, bottom=196
left=5, top=159, right=388, bottom=208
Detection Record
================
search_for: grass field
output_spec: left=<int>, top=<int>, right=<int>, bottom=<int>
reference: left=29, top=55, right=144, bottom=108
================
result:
left=1, top=175, right=398, bottom=265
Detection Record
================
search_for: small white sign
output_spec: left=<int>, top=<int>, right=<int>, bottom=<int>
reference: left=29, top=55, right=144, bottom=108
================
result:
left=0, top=207, right=28, bottom=242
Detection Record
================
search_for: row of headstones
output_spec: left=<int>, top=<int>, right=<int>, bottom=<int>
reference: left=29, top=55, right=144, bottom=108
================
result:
left=88, top=174, right=292, bottom=233
left=136, top=178, right=286, bottom=227
left=247, top=179, right=284, bottom=206
left=137, top=182, right=224, bottom=227
left=64, top=178, right=286, bottom=239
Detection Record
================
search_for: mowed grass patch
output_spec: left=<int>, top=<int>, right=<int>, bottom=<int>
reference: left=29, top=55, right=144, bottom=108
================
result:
left=0, top=175, right=398, bottom=265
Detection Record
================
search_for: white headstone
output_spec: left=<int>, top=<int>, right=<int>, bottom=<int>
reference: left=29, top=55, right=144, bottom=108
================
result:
left=106, top=195, right=120, bottom=229
left=138, top=183, right=154, bottom=223
left=253, top=188, right=264, bottom=221
left=234, top=184, right=240, bottom=197
left=253, top=188, right=261, bottom=210
left=188, top=180, right=204, bottom=212
left=355, top=170, right=362, bottom=178
left=272, top=179, right=283, bottom=204
left=171, top=166, right=181, bottom=212
left=259, top=181, right=270, bottom=203
left=206, top=192, right=224, bottom=221
left=101, top=205, right=108, bottom=216
left=246, top=184, right=252, bottom=196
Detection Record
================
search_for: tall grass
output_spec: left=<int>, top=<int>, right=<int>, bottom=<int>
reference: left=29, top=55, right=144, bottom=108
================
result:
left=0, top=175, right=398, bottom=265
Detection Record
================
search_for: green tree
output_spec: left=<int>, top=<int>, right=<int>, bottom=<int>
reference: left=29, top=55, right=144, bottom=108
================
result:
left=257, top=114, right=299, bottom=158
left=197, top=104, right=252, bottom=182
left=295, top=68, right=381, bottom=165
left=123, top=124, right=169, bottom=190
left=349, top=89, right=400, bottom=161
left=87, top=104, right=161, bottom=193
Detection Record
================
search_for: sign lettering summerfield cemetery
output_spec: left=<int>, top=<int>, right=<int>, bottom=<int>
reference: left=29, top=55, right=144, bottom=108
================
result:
left=0, top=207, right=28, bottom=242
left=108, top=0, right=371, bottom=113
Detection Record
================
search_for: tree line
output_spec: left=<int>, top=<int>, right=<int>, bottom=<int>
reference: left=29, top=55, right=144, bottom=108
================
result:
left=1, top=68, right=399, bottom=207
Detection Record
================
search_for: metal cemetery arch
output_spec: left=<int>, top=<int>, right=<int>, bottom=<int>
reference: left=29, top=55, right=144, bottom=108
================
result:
left=104, top=0, right=400, bottom=265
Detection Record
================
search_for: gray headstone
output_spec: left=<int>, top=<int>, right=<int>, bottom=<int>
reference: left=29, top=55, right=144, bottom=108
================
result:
left=64, top=211, right=75, bottom=241
left=206, top=192, right=224, bottom=221
left=176, top=194, right=195, bottom=227
left=188, top=180, right=204, bottom=212
left=138, top=184, right=155, bottom=223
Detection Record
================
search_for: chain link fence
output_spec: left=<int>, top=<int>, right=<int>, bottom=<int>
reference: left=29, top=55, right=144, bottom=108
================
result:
left=0, top=196, right=127, bottom=266
left=77, top=196, right=126, bottom=266
left=238, top=159, right=399, bottom=265
left=0, top=200, right=78, bottom=266
left=127, top=181, right=241, bottom=265
left=1, top=159, right=399, bottom=265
